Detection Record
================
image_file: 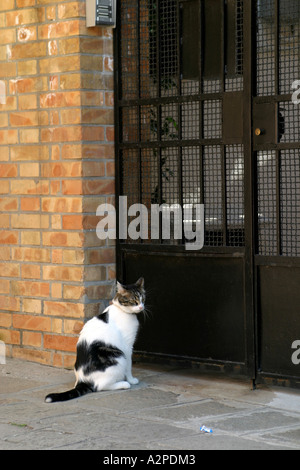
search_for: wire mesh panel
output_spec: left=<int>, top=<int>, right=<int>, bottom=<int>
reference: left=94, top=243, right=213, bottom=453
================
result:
left=256, top=0, right=275, bottom=96
left=117, top=0, right=245, bottom=249
left=203, top=146, right=223, bottom=247
left=257, top=151, right=278, bottom=256
left=226, top=145, right=245, bottom=247
left=225, top=0, right=244, bottom=92
left=140, top=106, right=158, bottom=142
left=160, top=0, right=179, bottom=97
left=181, top=102, right=200, bottom=140
left=203, top=101, right=222, bottom=139
left=257, top=148, right=300, bottom=257
left=182, top=146, right=201, bottom=205
left=119, top=1, right=139, bottom=100
left=140, top=0, right=157, bottom=99
left=255, top=0, right=300, bottom=257
left=121, top=107, right=139, bottom=143
left=281, top=150, right=300, bottom=256
left=122, top=149, right=140, bottom=205
left=279, top=102, right=300, bottom=143
left=279, top=1, right=300, bottom=95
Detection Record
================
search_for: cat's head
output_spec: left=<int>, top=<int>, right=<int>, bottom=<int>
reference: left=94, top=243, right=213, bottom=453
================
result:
left=113, top=277, right=145, bottom=314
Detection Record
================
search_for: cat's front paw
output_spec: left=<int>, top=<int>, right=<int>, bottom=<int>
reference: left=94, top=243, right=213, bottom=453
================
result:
left=128, top=377, right=139, bottom=385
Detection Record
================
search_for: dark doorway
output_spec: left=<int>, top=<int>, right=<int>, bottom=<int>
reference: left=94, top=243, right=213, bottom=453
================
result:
left=115, top=0, right=300, bottom=386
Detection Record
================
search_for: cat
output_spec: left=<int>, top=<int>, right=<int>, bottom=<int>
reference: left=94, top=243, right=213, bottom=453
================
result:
left=45, top=277, right=145, bottom=403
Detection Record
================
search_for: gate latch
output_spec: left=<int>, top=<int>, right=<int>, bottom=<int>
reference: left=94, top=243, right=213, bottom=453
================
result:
left=253, top=102, right=276, bottom=147
left=255, top=128, right=265, bottom=137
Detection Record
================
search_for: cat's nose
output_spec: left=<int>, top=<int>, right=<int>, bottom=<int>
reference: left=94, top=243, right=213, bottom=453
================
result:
left=138, top=303, right=144, bottom=311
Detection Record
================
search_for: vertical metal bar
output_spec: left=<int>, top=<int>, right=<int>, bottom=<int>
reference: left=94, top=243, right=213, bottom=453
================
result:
left=274, top=0, right=279, bottom=96
left=177, top=1, right=184, bottom=244
left=274, top=0, right=281, bottom=256
left=137, top=1, right=145, bottom=243
left=243, top=0, right=256, bottom=380
left=199, top=0, right=204, bottom=209
left=221, top=145, right=228, bottom=246
left=221, top=0, right=227, bottom=245
left=199, top=0, right=203, bottom=97
left=114, top=0, right=124, bottom=280
left=155, top=0, right=162, bottom=243
left=276, top=150, right=282, bottom=255
left=221, top=0, right=226, bottom=93
left=156, top=0, right=161, bottom=98
left=137, top=0, right=142, bottom=206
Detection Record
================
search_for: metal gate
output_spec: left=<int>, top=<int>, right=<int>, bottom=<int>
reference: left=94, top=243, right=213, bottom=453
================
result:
left=115, top=0, right=300, bottom=385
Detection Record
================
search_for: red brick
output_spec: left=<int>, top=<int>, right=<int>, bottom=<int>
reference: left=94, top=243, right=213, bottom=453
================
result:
left=10, top=111, right=39, bottom=127
left=13, top=347, right=51, bottom=364
left=0, top=279, right=10, bottom=295
left=17, top=0, right=35, bottom=7
left=0, top=215, right=9, bottom=228
left=42, top=265, right=83, bottom=282
left=11, top=280, right=50, bottom=297
left=42, top=231, right=84, bottom=247
left=0, top=312, right=11, bottom=327
left=41, top=162, right=82, bottom=177
left=0, top=181, right=10, bottom=194
left=63, top=319, right=84, bottom=334
left=62, top=215, right=83, bottom=230
left=13, top=314, right=51, bottom=332
left=82, top=126, right=105, bottom=142
left=44, top=301, right=84, bottom=318
left=11, top=42, right=47, bottom=60
left=0, top=231, right=18, bottom=245
left=0, top=329, right=20, bottom=345
left=0, top=130, right=18, bottom=144
left=12, top=247, right=50, bottom=262
left=42, top=197, right=82, bottom=213
left=9, top=77, right=48, bottom=94
left=0, top=263, right=20, bottom=277
left=41, top=126, right=82, bottom=143
left=20, top=197, right=40, bottom=211
left=44, top=334, right=77, bottom=352
left=22, top=298, right=42, bottom=314
left=11, top=145, right=49, bottom=161
left=38, top=19, right=80, bottom=39
left=21, top=264, right=41, bottom=279
left=23, top=331, right=42, bottom=347
left=62, top=180, right=83, bottom=195
left=11, top=180, right=49, bottom=195
left=0, top=164, right=17, bottom=178
left=40, top=91, right=81, bottom=108
left=82, top=179, right=115, bottom=195
left=0, top=295, right=20, bottom=311
left=82, top=161, right=105, bottom=177
left=39, top=55, right=81, bottom=74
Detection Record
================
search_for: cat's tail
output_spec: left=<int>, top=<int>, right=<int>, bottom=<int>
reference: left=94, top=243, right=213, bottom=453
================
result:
left=45, top=382, right=93, bottom=403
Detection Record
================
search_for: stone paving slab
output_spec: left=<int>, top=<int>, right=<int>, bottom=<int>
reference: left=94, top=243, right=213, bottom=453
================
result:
left=1, top=358, right=300, bottom=450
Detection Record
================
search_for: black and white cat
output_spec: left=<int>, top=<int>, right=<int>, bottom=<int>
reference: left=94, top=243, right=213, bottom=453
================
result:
left=45, top=278, right=145, bottom=403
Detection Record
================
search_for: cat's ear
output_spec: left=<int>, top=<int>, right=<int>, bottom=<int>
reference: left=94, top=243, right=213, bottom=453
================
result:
left=135, top=277, right=144, bottom=288
left=116, top=281, right=127, bottom=295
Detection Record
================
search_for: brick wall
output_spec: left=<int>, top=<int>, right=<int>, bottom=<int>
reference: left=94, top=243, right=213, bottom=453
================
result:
left=0, top=0, right=116, bottom=368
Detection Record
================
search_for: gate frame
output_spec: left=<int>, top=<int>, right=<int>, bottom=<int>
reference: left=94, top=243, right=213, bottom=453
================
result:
left=113, top=0, right=300, bottom=386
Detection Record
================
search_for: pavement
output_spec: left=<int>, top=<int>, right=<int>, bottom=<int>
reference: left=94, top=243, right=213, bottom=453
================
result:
left=1, top=358, right=300, bottom=450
